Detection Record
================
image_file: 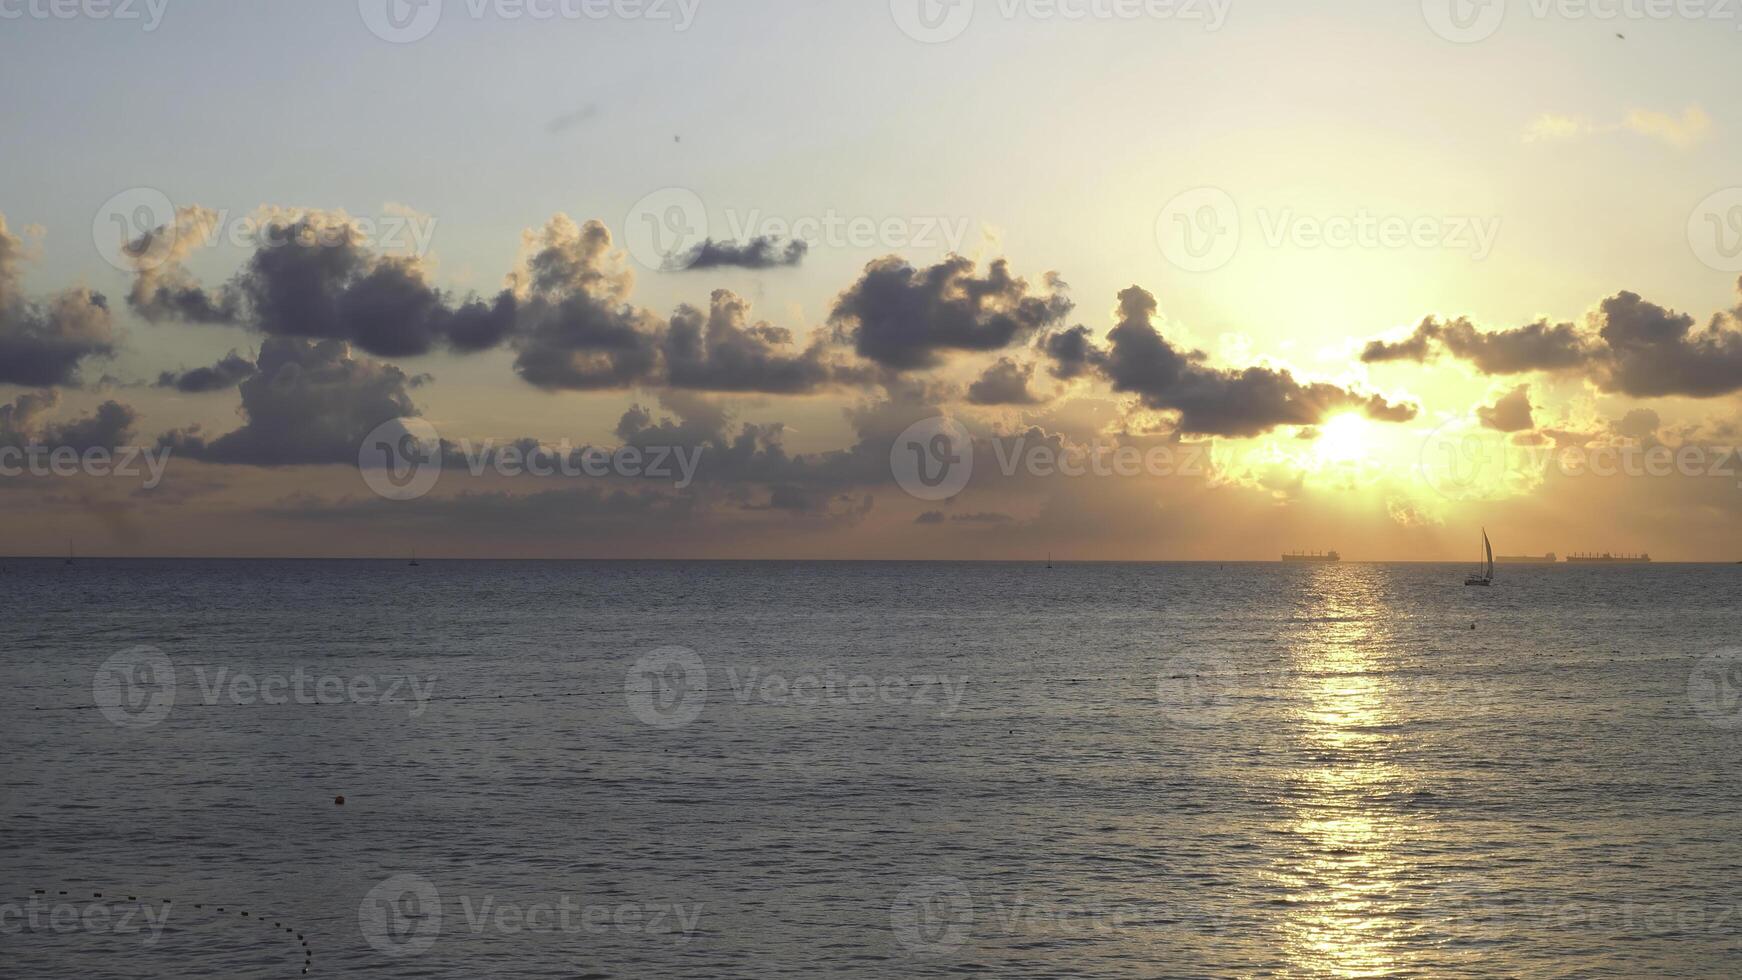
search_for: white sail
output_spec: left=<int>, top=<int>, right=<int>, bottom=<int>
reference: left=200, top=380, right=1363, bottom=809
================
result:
left=1483, top=529, right=1494, bottom=579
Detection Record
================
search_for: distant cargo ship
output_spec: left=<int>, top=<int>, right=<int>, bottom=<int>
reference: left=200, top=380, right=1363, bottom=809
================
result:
left=1498, top=553, right=1557, bottom=564
left=1566, top=552, right=1651, bottom=563
left=1282, top=550, right=1340, bottom=563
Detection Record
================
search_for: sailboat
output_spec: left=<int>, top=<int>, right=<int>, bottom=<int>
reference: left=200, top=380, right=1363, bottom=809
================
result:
left=1464, top=528, right=1494, bottom=587
left=64, top=539, right=74, bottom=566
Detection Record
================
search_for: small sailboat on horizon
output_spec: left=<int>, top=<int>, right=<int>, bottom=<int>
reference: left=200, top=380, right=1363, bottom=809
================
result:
left=1465, top=528, right=1495, bottom=587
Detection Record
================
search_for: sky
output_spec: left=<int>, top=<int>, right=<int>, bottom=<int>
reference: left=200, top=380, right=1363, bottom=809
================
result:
left=2, top=0, right=1741, bottom=559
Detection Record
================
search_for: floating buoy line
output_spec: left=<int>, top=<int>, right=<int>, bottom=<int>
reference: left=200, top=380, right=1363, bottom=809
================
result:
left=23, top=887, right=315, bottom=974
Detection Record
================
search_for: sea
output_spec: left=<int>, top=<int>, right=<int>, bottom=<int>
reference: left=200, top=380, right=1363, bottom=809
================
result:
left=2, top=559, right=1740, bottom=978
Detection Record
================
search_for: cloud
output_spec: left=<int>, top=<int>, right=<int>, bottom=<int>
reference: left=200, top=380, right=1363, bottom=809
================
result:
left=950, top=511, right=1015, bottom=524
left=156, top=350, right=258, bottom=393
left=161, top=337, right=421, bottom=465
left=511, top=218, right=862, bottom=394
left=1362, top=280, right=1742, bottom=398
left=546, top=103, right=599, bottom=134
left=128, top=209, right=516, bottom=358
left=830, top=255, right=1072, bottom=370
left=966, top=357, right=1043, bottom=406
left=0, top=389, right=137, bottom=452
left=1361, top=316, right=1589, bottom=374
left=0, top=214, right=117, bottom=386
left=1625, top=106, right=1713, bottom=149
left=1041, top=325, right=1107, bottom=380
left=509, top=215, right=667, bottom=390
left=1525, top=105, right=1711, bottom=149
left=237, top=212, right=508, bottom=357
left=125, top=206, right=241, bottom=324
left=1099, top=286, right=1417, bottom=437
left=1477, top=385, right=1535, bottom=432
left=1592, top=288, right=1742, bottom=398
left=1611, top=408, right=1660, bottom=441
left=662, top=289, right=843, bottom=394
left=668, top=237, right=808, bottom=271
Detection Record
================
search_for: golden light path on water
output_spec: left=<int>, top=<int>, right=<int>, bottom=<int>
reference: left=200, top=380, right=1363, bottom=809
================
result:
left=1275, top=565, right=1422, bottom=978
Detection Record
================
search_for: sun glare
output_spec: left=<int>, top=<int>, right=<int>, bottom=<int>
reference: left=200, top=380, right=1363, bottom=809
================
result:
left=1315, top=414, right=1372, bottom=466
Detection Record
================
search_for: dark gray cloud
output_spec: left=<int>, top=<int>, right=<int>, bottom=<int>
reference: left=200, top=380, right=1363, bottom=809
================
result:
left=1593, top=288, right=1742, bottom=398
left=1362, top=316, right=1589, bottom=374
left=670, top=237, right=808, bottom=271
left=1041, top=325, right=1107, bottom=380
left=510, top=216, right=662, bottom=390
left=913, top=510, right=1014, bottom=525
left=950, top=511, right=1015, bottom=524
left=127, top=211, right=515, bottom=359
left=0, top=215, right=117, bottom=386
left=662, top=289, right=839, bottom=393
left=966, top=357, right=1043, bottom=405
left=125, top=207, right=242, bottom=324
left=830, top=255, right=1073, bottom=370
left=1359, top=281, right=1742, bottom=399
left=238, top=218, right=484, bottom=358
left=0, top=389, right=137, bottom=452
left=546, top=103, right=599, bottom=134
left=1611, top=407, right=1660, bottom=440
left=161, top=337, right=421, bottom=465
left=512, top=220, right=861, bottom=394
left=1477, top=385, right=1535, bottom=432
left=1102, top=287, right=1416, bottom=437
left=156, top=350, right=257, bottom=393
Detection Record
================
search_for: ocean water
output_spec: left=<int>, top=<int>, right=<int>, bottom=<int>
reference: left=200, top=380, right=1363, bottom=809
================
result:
left=2, top=559, right=1740, bottom=978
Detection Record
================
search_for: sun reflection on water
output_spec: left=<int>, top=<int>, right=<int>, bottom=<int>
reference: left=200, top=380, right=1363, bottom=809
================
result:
left=1275, top=565, right=1422, bottom=978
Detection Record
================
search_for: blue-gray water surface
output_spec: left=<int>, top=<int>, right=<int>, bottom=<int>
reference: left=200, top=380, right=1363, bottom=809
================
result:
left=2, top=559, right=1740, bottom=978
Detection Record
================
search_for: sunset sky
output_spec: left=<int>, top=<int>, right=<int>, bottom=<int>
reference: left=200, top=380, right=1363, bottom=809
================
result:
left=3, top=0, right=1741, bottom=559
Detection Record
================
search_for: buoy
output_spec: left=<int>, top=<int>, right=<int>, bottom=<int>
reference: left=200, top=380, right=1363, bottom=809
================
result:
left=334, top=795, right=345, bottom=806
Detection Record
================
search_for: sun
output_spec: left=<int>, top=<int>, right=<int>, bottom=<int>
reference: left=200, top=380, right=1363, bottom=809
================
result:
left=1315, top=413, right=1373, bottom=466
